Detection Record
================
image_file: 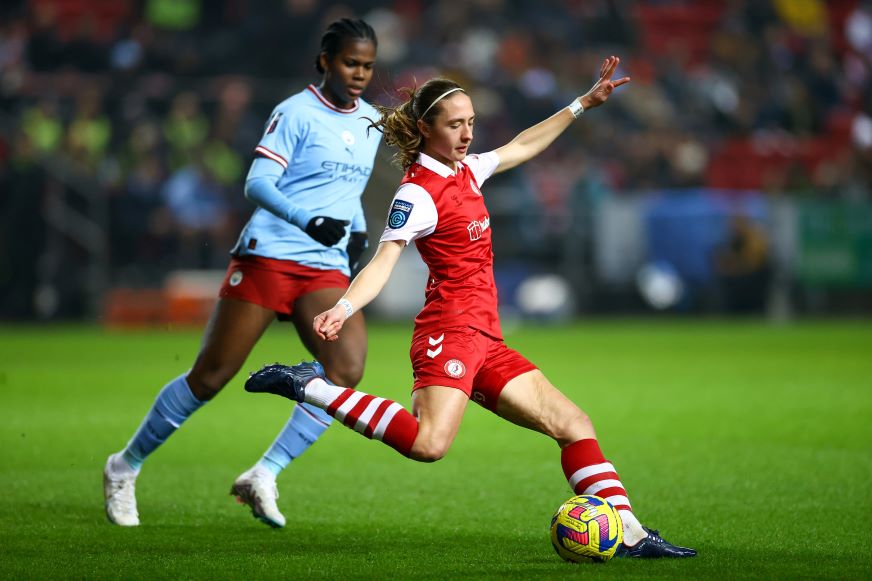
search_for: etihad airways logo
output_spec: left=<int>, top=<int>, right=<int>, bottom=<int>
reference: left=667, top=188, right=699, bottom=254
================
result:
left=467, top=215, right=490, bottom=241
left=321, top=161, right=372, bottom=182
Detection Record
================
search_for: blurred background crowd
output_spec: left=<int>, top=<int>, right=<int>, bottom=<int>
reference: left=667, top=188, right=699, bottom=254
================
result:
left=1, top=0, right=871, bottom=322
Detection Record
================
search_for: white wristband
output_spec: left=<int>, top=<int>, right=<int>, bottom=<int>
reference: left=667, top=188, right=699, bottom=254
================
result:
left=336, top=298, right=354, bottom=320
left=568, top=98, right=584, bottom=119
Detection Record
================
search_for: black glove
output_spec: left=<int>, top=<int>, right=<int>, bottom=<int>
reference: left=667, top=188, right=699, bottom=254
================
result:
left=347, top=231, right=369, bottom=273
left=305, top=216, right=349, bottom=246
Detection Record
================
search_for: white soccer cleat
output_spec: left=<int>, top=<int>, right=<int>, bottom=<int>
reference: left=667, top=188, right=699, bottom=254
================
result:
left=103, top=453, right=140, bottom=527
left=230, top=466, right=285, bottom=528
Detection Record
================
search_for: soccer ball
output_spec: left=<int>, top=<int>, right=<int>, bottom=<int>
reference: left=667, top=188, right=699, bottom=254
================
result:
left=550, top=495, right=623, bottom=563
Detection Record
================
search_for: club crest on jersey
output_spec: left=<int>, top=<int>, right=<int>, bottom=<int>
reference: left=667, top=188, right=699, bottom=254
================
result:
left=341, top=130, right=355, bottom=146
left=265, top=112, right=282, bottom=135
left=467, top=215, right=490, bottom=241
left=389, top=200, right=414, bottom=229
left=229, top=271, right=243, bottom=286
left=444, top=359, right=466, bottom=378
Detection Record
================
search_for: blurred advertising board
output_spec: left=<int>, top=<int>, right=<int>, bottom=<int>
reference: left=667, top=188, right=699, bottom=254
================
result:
left=798, top=200, right=872, bottom=288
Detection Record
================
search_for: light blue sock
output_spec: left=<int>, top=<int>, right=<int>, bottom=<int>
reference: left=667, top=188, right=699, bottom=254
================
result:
left=258, top=402, right=333, bottom=477
left=121, top=374, right=205, bottom=470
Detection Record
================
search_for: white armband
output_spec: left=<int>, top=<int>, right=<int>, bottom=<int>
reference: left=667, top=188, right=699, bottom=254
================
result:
left=337, top=298, right=354, bottom=320
left=568, top=98, right=584, bottom=119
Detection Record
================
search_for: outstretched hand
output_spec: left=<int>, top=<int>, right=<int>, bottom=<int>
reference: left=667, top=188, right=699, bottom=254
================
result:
left=581, top=56, right=631, bottom=110
left=313, top=305, right=347, bottom=342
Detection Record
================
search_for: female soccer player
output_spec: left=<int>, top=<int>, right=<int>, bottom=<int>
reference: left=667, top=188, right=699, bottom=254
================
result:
left=246, top=57, right=696, bottom=557
left=103, top=18, right=382, bottom=528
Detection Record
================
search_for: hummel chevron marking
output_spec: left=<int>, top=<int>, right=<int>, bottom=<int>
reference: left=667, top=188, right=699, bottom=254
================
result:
left=428, top=334, right=444, bottom=346
left=426, top=345, right=443, bottom=358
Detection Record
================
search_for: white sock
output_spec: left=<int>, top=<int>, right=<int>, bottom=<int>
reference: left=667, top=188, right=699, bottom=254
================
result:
left=619, top=509, right=647, bottom=545
left=303, top=378, right=345, bottom=408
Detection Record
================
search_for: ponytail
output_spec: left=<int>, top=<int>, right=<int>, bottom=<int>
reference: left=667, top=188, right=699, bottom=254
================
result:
left=367, top=79, right=465, bottom=171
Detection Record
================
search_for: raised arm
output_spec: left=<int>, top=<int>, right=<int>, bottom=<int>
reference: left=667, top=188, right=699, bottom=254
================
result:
left=314, top=239, right=406, bottom=341
left=494, top=56, right=630, bottom=174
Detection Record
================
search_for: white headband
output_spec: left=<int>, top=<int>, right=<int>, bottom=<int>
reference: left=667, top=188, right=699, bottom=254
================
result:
left=421, top=87, right=465, bottom=118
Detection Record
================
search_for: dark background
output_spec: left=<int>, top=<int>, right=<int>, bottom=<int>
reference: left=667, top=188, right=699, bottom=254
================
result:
left=1, top=0, right=870, bottom=323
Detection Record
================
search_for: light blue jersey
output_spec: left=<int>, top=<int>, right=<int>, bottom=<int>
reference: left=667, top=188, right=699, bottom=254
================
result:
left=232, top=84, right=381, bottom=275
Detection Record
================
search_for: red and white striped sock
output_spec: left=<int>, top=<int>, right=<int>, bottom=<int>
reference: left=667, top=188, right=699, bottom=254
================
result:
left=561, top=439, right=631, bottom=510
left=561, top=438, right=646, bottom=544
left=304, top=378, right=418, bottom=457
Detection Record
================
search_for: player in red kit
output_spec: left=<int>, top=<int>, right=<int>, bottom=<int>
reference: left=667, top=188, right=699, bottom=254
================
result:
left=246, top=57, right=695, bottom=558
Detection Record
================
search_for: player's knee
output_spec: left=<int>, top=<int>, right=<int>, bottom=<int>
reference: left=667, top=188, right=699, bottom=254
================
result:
left=552, top=406, right=595, bottom=447
left=324, top=359, right=365, bottom=388
left=187, top=366, right=233, bottom=401
left=408, top=438, right=451, bottom=463
left=409, top=446, right=447, bottom=463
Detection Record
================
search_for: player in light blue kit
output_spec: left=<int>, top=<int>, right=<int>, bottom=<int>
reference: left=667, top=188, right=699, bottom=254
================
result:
left=103, top=19, right=382, bottom=528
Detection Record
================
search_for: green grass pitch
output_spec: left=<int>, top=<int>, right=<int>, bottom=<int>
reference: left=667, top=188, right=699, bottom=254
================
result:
left=1, top=320, right=870, bottom=579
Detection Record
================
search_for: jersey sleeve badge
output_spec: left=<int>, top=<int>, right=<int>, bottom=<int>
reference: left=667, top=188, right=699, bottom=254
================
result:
left=388, top=200, right=414, bottom=229
left=265, top=111, right=283, bottom=135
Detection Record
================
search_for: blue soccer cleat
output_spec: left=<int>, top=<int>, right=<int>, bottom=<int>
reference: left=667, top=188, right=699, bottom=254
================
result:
left=615, top=527, right=697, bottom=558
left=244, top=361, right=325, bottom=402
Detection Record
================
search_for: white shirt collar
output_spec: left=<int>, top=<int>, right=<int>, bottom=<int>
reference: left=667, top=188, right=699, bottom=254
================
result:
left=417, top=152, right=463, bottom=178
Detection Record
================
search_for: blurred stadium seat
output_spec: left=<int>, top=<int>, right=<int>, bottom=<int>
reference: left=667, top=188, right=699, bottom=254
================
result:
left=1, top=0, right=869, bottom=321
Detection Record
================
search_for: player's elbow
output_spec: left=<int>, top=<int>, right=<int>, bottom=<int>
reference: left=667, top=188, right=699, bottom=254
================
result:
left=242, top=178, right=260, bottom=203
left=244, top=175, right=279, bottom=204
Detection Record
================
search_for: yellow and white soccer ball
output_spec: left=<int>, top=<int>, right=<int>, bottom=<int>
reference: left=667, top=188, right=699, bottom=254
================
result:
left=550, top=495, right=623, bottom=563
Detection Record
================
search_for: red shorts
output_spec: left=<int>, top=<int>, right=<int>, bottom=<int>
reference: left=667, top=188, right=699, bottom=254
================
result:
left=218, top=255, right=349, bottom=319
left=410, top=327, right=537, bottom=412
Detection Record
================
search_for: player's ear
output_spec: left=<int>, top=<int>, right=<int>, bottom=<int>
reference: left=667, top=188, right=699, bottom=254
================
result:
left=416, top=118, right=431, bottom=139
left=318, top=52, right=329, bottom=73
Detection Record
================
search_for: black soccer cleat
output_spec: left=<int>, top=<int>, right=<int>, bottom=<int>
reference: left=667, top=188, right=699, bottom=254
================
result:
left=244, top=361, right=325, bottom=402
left=615, top=527, right=697, bottom=558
